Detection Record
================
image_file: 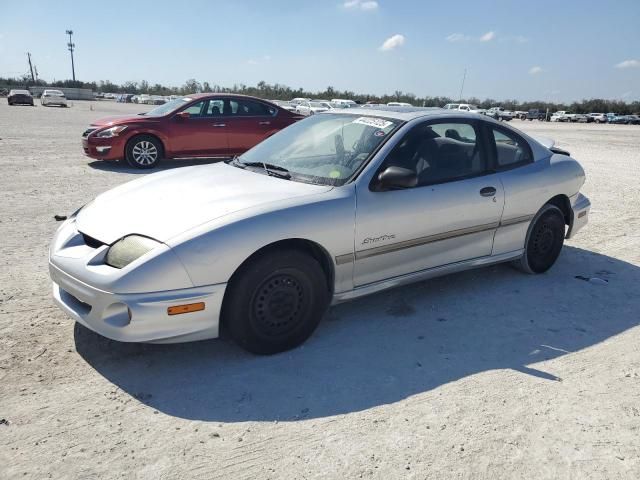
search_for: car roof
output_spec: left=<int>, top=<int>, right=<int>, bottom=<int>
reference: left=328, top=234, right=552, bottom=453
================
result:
left=320, top=106, right=486, bottom=122
left=184, top=93, right=274, bottom=101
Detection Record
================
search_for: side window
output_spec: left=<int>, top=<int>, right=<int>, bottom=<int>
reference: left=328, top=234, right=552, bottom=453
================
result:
left=489, top=127, right=532, bottom=169
left=229, top=99, right=275, bottom=116
left=381, top=122, right=486, bottom=187
left=182, top=100, right=205, bottom=117
left=204, top=99, right=224, bottom=116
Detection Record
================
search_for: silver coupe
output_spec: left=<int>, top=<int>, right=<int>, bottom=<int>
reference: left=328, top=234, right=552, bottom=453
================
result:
left=50, top=107, right=590, bottom=354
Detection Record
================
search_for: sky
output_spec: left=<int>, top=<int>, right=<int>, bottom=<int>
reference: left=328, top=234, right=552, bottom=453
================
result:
left=1, top=0, right=639, bottom=102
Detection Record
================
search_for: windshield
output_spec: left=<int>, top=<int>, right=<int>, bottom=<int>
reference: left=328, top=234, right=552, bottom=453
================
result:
left=310, top=101, right=330, bottom=108
left=144, top=97, right=190, bottom=116
left=237, top=113, right=401, bottom=186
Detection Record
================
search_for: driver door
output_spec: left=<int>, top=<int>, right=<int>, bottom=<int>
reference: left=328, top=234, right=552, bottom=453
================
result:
left=169, top=99, right=229, bottom=156
left=353, top=120, right=505, bottom=286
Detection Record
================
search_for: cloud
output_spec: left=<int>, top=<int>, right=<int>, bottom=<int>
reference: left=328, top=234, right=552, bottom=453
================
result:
left=615, top=59, right=640, bottom=69
left=529, top=66, right=543, bottom=75
left=479, top=31, right=495, bottom=42
left=247, top=55, right=271, bottom=65
left=447, top=31, right=510, bottom=43
left=344, top=0, right=378, bottom=10
left=379, top=34, right=405, bottom=51
left=446, top=33, right=471, bottom=42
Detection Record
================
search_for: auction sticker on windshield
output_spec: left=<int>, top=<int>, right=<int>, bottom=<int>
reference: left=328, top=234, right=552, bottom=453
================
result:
left=352, top=117, right=394, bottom=129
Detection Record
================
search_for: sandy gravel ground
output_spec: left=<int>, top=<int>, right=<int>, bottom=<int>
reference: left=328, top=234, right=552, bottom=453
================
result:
left=1, top=101, right=639, bottom=480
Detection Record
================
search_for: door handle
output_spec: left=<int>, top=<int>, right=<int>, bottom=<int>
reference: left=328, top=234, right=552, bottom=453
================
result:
left=480, top=186, right=497, bottom=197
left=212, top=123, right=226, bottom=127
left=259, top=121, right=271, bottom=125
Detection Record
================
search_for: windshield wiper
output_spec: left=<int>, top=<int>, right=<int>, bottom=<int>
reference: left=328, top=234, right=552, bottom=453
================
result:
left=241, top=161, right=291, bottom=179
left=227, top=155, right=245, bottom=168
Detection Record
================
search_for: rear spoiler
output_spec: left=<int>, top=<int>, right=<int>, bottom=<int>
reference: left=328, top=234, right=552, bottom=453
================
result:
left=534, top=136, right=570, bottom=156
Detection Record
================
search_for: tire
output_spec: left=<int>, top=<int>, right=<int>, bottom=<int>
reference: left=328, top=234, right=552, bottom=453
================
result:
left=515, top=205, right=566, bottom=274
left=125, top=135, right=162, bottom=169
left=222, top=249, right=330, bottom=354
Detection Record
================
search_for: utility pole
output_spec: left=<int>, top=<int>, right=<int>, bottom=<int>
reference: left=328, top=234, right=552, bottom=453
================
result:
left=34, top=66, right=39, bottom=82
left=66, top=29, right=76, bottom=82
left=27, top=52, right=35, bottom=82
left=458, top=68, right=467, bottom=101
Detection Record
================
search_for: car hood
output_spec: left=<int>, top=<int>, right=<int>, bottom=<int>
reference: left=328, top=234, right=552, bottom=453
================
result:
left=90, top=114, right=157, bottom=127
left=76, top=163, right=332, bottom=244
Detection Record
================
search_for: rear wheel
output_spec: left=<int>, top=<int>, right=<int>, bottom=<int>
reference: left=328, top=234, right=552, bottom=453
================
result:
left=222, top=249, right=329, bottom=354
left=516, top=205, right=565, bottom=274
left=125, top=135, right=162, bottom=169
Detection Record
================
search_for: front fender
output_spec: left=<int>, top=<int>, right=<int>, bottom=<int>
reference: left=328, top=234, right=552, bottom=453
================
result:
left=169, top=186, right=356, bottom=292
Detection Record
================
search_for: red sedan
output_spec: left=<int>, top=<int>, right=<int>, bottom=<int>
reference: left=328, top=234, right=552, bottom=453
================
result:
left=82, top=94, right=303, bottom=168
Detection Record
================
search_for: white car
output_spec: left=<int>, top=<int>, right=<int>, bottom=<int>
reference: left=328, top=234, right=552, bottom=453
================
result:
left=387, top=102, right=413, bottom=107
left=487, top=107, right=514, bottom=121
left=331, top=99, right=358, bottom=108
left=550, top=111, right=575, bottom=123
left=41, top=90, right=68, bottom=107
left=50, top=108, right=590, bottom=354
left=295, top=101, right=333, bottom=116
left=443, top=103, right=485, bottom=114
left=290, top=97, right=311, bottom=106
left=588, top=113, right=607, bottom=123
left=270, top=100, right=297, bottom=112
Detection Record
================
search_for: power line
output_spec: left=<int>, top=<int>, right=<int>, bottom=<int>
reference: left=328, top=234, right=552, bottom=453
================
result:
left=66, top=29, right=76, bottom=82
left=27, top=52, right=35, bottom=82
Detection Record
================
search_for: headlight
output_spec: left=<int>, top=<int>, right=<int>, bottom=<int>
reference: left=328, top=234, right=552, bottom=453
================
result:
left=105, top=235, right=161, bottom=269
left=95, top=126, right=128, bottom=138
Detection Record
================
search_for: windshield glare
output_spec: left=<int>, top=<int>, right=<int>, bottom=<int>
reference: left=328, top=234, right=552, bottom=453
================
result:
left=144, top=97, right=190, bottom=116
left=238, top=113, right=400, bottom=186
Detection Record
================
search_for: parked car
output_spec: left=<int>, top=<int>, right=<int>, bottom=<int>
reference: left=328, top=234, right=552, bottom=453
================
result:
left=7, top=89, right=34, bottom=106
left=331, top=99, right=358, bottom=108
left=609, top=114, right=640, bottom=125
left=270, top=100, right=297, bottom=112
left=572, top=114, right=589, bottom=123
left=514, top=111, right=528, bottom=120
left=137, top=94, right=151, bottom=104
left=588, top=113, right=607, bottom=123
left=606, top=113, right=617, bottom=123
left=290, top=97, right=311, bottom=106
left=443, top=103, right=485, bottom=114
left=387, top=102, right=413, bottom=107
left=41, top=89, right=68, bottom=107
left=526, top=109, right=548, bottom=121
left=625, top=115, right=640, bottom=125
left=295, top=101, right=333, bottom=116
left=550, top=111, right=574, bottom=122
left=487, top=107, right=514, bottom=121
left=81, top=94, right=304, bottom=169
left=151, top=95, right=166, bottom=105
left=55, top=108, right=590, bottom=353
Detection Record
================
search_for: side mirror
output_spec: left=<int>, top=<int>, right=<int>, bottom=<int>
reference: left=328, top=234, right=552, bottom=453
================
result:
left=176, top=111, right=191, bottom=120
left=377, top=166, right=418, bottom=190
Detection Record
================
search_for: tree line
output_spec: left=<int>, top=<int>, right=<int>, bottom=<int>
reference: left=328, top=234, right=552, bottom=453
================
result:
left=1, top=75, right=638, bottom=114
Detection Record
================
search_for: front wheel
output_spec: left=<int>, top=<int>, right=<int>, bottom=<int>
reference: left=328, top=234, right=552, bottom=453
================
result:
left=222, top=249, right=330, bottom=354
left=125, top=135, right=162, bottom=169
left=515, top=205, right=565, bottom=274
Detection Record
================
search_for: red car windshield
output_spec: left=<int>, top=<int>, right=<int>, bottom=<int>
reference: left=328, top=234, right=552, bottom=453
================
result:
left=143, top=97, right=191, bottom=116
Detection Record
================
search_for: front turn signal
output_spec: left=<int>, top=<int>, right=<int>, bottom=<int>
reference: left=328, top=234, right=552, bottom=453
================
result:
left=167, top=302, right=205, bottom=316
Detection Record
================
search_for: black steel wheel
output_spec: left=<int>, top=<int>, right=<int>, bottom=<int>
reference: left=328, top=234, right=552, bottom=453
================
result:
left=223, top=249, right=329, bottom=354
left=516, top=205, right=566, bottom=274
